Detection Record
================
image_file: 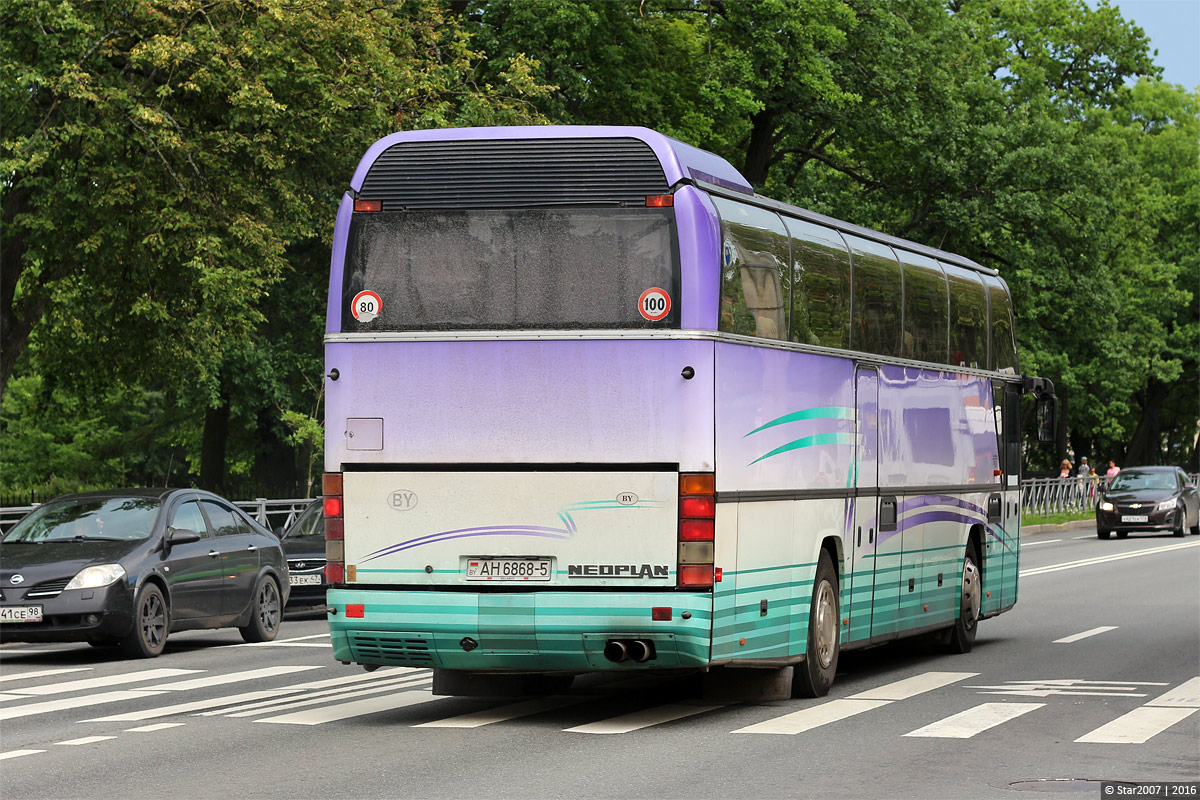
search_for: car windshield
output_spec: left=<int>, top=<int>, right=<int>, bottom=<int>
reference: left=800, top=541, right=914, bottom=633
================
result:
left=2, top=497, right=160, bottom=543
left=1107, top=472, right=1177, bottom=492
left=285, top=502, right=323, bottom=539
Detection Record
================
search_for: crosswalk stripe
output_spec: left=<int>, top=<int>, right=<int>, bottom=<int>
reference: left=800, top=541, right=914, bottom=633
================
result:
left=415, top=696, right=592, bottom=728
left=566, top=703, right=725, bottom=734
left=55, top=736, right=117, bottom=746
left=1147, top=677, right=1200, bottom=708
left=847, top=672, right=978, bottom=701
left=0, top=667, right=92, bottom=684
left=256, top=689, right=436, bottom=725
left=1053, top=626, right=1118, bottom=644
left=904, top=702, right=1043, bottom=738
left=5, top=668, right=201, bottom=697
left=0, top=694, right=26, bottom=703
left=125, top=723, right=185, bottom=732
left=0, top=690, right=165, bottom=721
left=217, top=674, right=431, bottom=717
left=733, top=699, right=890, bottom=735
left=1075, top=706, right=1198, bottom=744
left=289, top=668, right=423, bottom=691
left=82, top=689, right=305, bottom=722
left=0, top=750, right=45, bottom=760
left=146, top=666, right=322, bottom=691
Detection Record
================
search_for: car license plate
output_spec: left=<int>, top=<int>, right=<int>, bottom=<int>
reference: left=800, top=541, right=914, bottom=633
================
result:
left=465, top=557, right=552, bottom=581
left=0, top=605, right=43, bottom=623
left=289, top=574, right=322, bottom=586
left=1121, top=515, right=1149, bottom=523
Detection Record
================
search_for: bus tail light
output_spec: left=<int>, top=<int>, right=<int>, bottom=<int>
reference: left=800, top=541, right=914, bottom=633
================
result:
left=678, top=472, right=715, bottom=589
left=645, top=194, right=674, bottom=207
left=323, top=472, right=345, bottom=584
left=354, top=198, right=381, bottom=213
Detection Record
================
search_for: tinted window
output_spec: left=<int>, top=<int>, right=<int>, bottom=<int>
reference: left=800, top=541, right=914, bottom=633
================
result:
left=343, top=208, right=679, bottom=330
left=170, top=501, right=208, bottom=536
left=201, top=500, right=241, bottom=537
left=943, top=263, right=989, bottom=369
left=713, top=197, right=790, bottom=340
left=844, top=235, right=902, bottom=356
left=783, top=218, right=851, bottom=348
left=984, top=276, right=1018, bottom=372
left=900, top=252, right=948, bottom=363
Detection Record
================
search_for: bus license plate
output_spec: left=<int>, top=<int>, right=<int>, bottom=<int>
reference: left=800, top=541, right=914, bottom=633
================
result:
left=0, top=605, right=43, bottom=623
left=1121, top=515, right=1149, bottom=523
left=289, top=574, right=322, bottom=586
left=465, top=558, right=552, bottom=581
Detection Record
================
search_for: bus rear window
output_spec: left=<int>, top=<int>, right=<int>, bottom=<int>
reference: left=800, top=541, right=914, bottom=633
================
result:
left=341, top=208, right=679, bottom=331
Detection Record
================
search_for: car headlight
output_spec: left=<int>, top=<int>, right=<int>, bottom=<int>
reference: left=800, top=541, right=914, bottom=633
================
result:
left=1099, top=501, right=1114, bottom=511
left=1156, top=498, right=1178, bottom=511
left=64, top=564, right=127, bottom=591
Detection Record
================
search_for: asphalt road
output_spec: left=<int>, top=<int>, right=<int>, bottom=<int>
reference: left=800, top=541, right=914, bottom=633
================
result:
left=2, top=525, right=1197, bottom=800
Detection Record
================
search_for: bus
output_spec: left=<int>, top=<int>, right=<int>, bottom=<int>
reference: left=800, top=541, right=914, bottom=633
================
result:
left=321, top=126, right=1056, bottom=698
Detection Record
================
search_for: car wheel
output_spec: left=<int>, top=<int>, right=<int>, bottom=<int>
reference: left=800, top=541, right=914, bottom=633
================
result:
left=792, top=550, right=839, bottom=698
left=1097, top=529, right=1110, bottom=540
left=1190, top=509, right=1199, bottom=535
left=239, top=575, right=282, bottom=643
left=946, top=541, right=981, bottom=654
left=1116, top=530, right=1129, bottom=539
left=121, top=584, right=168, bottom=658
left=1173, top=514, right=1185, bottom=537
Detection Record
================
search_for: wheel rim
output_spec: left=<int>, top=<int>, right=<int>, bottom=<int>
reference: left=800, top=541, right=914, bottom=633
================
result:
left=258, top=581, right=280, bottom=633
left=141, top=594, right=165, bottom=648
left=961, top=557, right=981, bottom=631
left=813, top=579, right=837, bottom=669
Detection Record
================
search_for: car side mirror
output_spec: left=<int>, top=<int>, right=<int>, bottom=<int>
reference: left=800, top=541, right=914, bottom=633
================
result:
left=167, top=528, right=202, bottom=546
left=1036, top=395, right=1057, bottom=444
left=273, top=526, right=285, bottom=539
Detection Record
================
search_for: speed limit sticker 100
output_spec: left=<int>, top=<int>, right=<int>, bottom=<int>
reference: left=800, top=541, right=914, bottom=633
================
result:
left=638, top=288, right=671, bottom=322
left=351, top=290, right=382, bottom=323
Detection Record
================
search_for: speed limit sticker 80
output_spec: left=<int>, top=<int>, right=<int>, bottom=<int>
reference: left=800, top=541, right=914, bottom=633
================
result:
left=638, top=287, right=672, bottom=322
left=351, top=290, right=382, bottom=323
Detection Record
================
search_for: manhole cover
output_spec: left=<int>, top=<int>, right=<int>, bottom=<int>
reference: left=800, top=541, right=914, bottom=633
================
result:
left=1008, top=779, right=1137, bottom=793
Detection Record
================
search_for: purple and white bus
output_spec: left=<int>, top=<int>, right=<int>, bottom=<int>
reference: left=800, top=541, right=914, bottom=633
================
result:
left=321, top=126, right=1056, bottom=697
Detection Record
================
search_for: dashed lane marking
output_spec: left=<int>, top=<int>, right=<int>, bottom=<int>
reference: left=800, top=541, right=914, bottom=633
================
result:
left=1054, top=626, right=1118, bottom=644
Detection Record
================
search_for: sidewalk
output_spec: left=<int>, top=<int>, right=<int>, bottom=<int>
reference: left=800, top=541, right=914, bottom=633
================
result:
left=1022, top=518, right=1094, bottom=536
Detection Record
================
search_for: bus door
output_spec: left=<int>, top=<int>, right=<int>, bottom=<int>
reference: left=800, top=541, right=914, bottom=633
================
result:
left=848, top=366, right=890, bottom=641
left=992, top=381, right=1022, bottom=608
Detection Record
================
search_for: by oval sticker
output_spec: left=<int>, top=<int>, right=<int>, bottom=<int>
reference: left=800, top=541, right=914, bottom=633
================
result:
left=351, top=290, right=381, bottom=323
left=638, top=287, right=671, bottom=322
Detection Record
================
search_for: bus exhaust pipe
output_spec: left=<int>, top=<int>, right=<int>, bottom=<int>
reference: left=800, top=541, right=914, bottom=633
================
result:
left=603, top=640, right=629, bottom=663
left=628, top=639, right=656, bottom=663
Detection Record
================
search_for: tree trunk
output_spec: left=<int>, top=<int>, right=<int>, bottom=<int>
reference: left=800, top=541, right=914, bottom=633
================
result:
left=1124, top=379, right=1169, bottom=467
left=200, top=387, right=232, bottom=492
left=741, top=108, right=778, bottom=188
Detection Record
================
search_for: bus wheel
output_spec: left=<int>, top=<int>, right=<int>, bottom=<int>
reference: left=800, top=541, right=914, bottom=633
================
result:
left=793, top=550, right=839, bottom=698
left=947, top=542, right=981, bottom=654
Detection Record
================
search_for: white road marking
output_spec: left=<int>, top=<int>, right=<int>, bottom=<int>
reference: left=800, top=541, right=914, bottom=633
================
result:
left=237, top=633, right=330, bottom=647
left=566, top=703, right=725, bottom=734
left=4, top=668, right=201, bottom=697
left=125, top=722, right=185, bottom=732
left=83, top=689, right=305, bottom=722
left=733, top=699, right=890, bottom=735
left=1073, top=534, right=1095, bottom=540
left=1147, top=677, right=1200, bottom=708
left=1075, top=707, right=1198, bottom=744
left=257, top=689, right=435, bottom=725
left=848, top=672, right=978, bottom=701
left=288, top=667, right=421, bottom=691
left=1022, top=539, right=1063, bottom=546
left=240, top=642, right=332, bottom=648
left=904, top=702, right=1044, bottom=738
left=146, top=666, right=321, bottom=691
left=1054, top=626, right=1118, bottom=643
left=1021, top=541, right=1200, bottom=576
left=0, top=667, right=93, bottom=684
left=55, top=736, right=117, bottom=746
left=415, top=695, right=592, bottom=728
left=0, top=690, right=164, bottom=721
left=0, top=694, right=26, bottom=702
left=222, top=674, right=432, bottom=717
left=0, top=750, right=45, bottom=760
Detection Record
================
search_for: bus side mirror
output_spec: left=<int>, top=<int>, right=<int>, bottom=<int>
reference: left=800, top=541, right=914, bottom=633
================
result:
left=1036, top=395, right=1057, bottom=444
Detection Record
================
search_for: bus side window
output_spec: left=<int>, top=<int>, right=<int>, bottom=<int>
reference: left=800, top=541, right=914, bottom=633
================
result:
left=844, top=235, right=902, bottom=357
left=782, top=218, right=851, bottom=349
left=900, top=252, right=948, bottom=363
left=943, top=263, right=989, bottom=369
left=713, top=197, right=789, bottom=340
left=984, top=277, right=1018, bottom=372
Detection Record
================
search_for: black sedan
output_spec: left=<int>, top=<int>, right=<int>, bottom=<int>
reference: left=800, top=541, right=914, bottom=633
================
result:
left=279, top=499, right=328, bottom=607
left=1095, top=467, right=1200, bottom=539
left=0, top=489, right=290, bottom=657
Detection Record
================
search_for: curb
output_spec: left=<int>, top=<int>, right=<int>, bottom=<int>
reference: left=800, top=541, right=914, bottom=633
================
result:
left=1022, top=519, right=1094, bottom=536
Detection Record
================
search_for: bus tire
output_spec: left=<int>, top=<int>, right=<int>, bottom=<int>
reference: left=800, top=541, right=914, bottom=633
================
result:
left=947, top=542, right=981, bottom=654
left=792, top=550, right=839, bottom=698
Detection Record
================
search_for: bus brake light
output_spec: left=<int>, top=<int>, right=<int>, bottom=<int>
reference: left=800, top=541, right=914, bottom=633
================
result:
left=645, top=194, right=674, bottom=207
left=354, top=198, right=381, bottom=213
left=678, top=565, right=714, bottom=588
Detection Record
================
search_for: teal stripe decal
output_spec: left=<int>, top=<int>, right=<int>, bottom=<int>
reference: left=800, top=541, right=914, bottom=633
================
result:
left=749, top=432, right=858, bottom=466
left=744, top=406, right=855, bottom=437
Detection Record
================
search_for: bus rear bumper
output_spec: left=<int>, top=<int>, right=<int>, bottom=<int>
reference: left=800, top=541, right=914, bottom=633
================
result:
left=326, top=588, right=712, bottom=671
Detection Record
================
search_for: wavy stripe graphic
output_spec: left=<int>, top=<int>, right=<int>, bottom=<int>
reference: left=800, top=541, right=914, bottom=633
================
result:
left=744, top=406, right=855, bottom=437
left=748, top=431, right=858, bottom=466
